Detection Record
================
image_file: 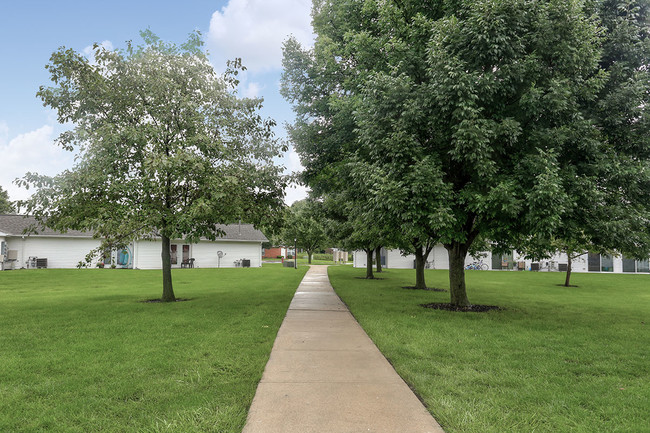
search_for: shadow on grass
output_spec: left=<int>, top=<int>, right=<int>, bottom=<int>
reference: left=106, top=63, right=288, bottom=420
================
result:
left=402, top=286, right=447, bottom=292
left=420, top=302, right=502, bottom=313
left=141, top=298, right=192, bottom=303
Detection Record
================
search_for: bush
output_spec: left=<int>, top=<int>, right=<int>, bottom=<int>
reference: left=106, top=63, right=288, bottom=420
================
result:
left=277, top=255, right=283, bottom=259
left=312, top=253, right=333, bottom=261
left=287, top=255, right=293, bottom=259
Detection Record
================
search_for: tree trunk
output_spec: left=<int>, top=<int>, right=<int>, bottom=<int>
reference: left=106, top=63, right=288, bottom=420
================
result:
left=414, top=247, right=426, bottom=289
left=307, top=249, right=312, bottom=264
left=447, top=242, right=470, bottom=307
left=161, top=235, right=176, bottom=302
left=365, top=248, right=375, bottom=279
left=564, top=253, right=573, bottom=287
left=375, top=246, right=382, bottom=273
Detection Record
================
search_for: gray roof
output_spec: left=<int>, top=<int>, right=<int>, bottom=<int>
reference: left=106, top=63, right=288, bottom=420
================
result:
left=0, top=215, right=92, bottom=237
left=0, top=215, right=268, bottom=242
left=210, top=224, right=268, bottom=242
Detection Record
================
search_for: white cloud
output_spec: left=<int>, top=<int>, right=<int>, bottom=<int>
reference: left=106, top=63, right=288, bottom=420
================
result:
left=284, top=183, right=309, bottom=205
left=244, top=82, right=263, bottom=98
left=207, top=0, right=314, bottom=73
left=287, top=145, right=304, bottom=172
left=83, top=40, right=114, bottom=65
left=0, top=124, right=74, bottom=202
left=283, top=145, right=308, bottom=204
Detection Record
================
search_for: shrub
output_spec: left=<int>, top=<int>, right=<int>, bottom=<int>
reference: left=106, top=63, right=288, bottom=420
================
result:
left=312, top=253, right=333, bottom=261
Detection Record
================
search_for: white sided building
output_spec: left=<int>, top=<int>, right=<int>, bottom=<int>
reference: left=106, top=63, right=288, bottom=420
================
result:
left=0, top=215, right=266, bottom=270
left=353, top=246, right=650, bottom=274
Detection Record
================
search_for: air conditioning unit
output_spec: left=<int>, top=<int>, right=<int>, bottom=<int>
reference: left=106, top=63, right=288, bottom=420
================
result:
left=7, top=250, right=18, bottom=261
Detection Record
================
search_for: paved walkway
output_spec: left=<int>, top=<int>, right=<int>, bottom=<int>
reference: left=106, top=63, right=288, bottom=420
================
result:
left=243, top=265, right=445, bottom=433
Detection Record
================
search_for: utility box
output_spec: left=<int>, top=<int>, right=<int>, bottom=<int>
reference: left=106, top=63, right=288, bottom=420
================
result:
left=241, top=259, right=250, bottom=268
left=7, top=250, right=18, bottom=261
left=283, top=261, right=295, bottom=268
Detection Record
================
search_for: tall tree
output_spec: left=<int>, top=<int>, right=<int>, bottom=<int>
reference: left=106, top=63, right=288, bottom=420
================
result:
left=285, top=0, right=650, bottom=308
left=0, top=186, right=15, bottom=214
left=282, top=199, right=327, bottom=264
left=17, top=31, right=286, bottom=301
left=519, top=0, right=650, bottom=287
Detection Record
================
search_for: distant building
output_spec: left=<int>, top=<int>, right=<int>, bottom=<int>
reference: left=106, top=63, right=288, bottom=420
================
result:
left=0, top=215, right=266, bottom=270
left=353, top=246, right=650, bottom=274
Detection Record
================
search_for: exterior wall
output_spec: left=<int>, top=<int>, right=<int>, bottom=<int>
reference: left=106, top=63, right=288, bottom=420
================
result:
left=354, top=248, right=649, bottom=274
left=263, top=247, right=286, bottom=258
left=354, top=245, right=482, bottom=270
left=4, top=236, right=101, bottom=269
left=134, top=239, right=263, bottom=269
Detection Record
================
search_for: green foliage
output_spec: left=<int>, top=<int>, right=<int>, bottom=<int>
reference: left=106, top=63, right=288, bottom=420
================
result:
left=17, top=31, right=287, bottom=299
left=0, top=266, right=307, bottom=432
left=329, top=265, right=650, bottom=433
left=0, top=186, right=15, bottom=214
left=283, top=0, right=650, bottom=305
left=281, top=200, right=327, bottom=263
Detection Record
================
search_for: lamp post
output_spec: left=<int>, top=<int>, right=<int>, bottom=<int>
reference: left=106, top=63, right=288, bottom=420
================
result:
left=294, top=238, right=297, bottom=269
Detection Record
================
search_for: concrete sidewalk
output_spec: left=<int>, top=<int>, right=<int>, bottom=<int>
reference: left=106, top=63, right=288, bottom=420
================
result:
left=243, top=265, right=445, bottom=433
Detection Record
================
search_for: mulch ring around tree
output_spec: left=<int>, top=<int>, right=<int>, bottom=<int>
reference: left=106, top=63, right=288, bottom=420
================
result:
left=141, top=298, right=192, bottom=303
left=556, top=284, right=579, bottom=288
left=403, top=286, right=447, bottom=292
left=421, top=303, right=502, bottom=313
left=355, top=277, right=386, bottom=280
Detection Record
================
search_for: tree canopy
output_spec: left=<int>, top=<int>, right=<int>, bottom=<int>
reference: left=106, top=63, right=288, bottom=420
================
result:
left=18, top=31, right=287, bottom=301
left=0, top=186, right=15, bottom=214
left=283, top=0, right=650, bottom=307
left=281, top=199, right=327, bottom=264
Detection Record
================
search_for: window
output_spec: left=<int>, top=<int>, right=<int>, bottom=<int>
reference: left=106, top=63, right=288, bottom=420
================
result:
left=601, top=255, right=614, bottom=272
left=622, top=256, right=636, bottom=273
left=637, top=259, right=649, bottom=273
left=588, top=252, right=600, bottom=272
left=170, top=245, right=178, bottom=265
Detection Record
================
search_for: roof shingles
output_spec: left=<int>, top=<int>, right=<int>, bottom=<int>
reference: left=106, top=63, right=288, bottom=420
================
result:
left=0, top=215, right=267, bottom=242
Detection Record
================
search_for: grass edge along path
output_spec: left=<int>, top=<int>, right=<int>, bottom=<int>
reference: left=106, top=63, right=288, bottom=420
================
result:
left=0, top=265, right=307, bottom=433
left=328, top=266, right=650, bottom=433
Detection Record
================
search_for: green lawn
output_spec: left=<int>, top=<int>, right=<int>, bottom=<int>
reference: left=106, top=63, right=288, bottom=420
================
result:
left=0, top=265, right=307, bottom=433
left=328, top=266, right=650, bottom=433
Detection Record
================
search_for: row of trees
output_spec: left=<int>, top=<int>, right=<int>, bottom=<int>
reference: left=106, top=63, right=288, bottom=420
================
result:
left=282, top=0, right=650, bottom=306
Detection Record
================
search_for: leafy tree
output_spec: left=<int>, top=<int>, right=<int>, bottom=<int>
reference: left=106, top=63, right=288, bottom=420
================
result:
left=282, top=199, right=327, bottom=264
left=0, top=186, right=15, bottom=214
left=17, top=31, right=286, bottom=301
left=520, top=0, right=650, bottom=287
left=287, top=0, right=648, bottom=308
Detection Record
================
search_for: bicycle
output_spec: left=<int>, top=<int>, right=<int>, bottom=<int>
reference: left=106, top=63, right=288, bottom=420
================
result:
left=538, top=260, right=558, bottom=272
left=465, top=260, right=489, bottom=271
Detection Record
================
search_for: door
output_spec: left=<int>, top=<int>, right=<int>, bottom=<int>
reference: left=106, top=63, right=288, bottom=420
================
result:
left=182, top=245, right=190, bottom=263
left=588, top=252, right=600, bottom=272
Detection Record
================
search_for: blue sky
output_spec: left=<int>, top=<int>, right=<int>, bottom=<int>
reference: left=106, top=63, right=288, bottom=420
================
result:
left=0, top=0, right=313, bottom=204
